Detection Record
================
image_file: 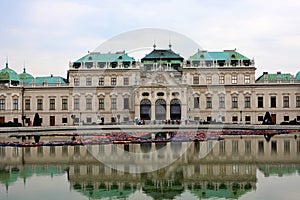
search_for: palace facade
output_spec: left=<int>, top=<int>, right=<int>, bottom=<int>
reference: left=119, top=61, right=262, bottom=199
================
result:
left=0, top=45, right=300, bottom=126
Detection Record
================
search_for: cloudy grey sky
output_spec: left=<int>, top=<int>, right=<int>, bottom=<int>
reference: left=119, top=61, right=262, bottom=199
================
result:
left=0, top=0, right=299, bottom=78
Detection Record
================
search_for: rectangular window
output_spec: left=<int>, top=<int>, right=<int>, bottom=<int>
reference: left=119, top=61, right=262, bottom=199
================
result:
left=111, top=98, right=117, bottom=110
left=49, top=99, right=55, bottom=110
left=245, top=116, right=251, bottom=124
left=283, top=96, right=289, bottom=108
left=232, top=96, right=238, bottom=108
left=258, top=97, right=263, bottom=108
left=231, top=74, right=237, bottom=84
left=258, top=141, right=264, bottom=154
left=232, top=116, right=238, bottom=123
left=219, top=96, right=225, bottom=108
left=296, top=96, right=300, bottom=108
left=111, top=77, right=117, bottom=85
left=271, top=141, right=277, bottom=154
left=206, top=75, right=212, bottom=84
left=74, top=98, right=80, bottom=110
left=0, top=99, right=5, bottom=110
left=219, top=75, right=225, bottom=84
left=62, top=117, right=68, bottom=123
left=123, top=98, right=129, bottom=109
left=99, top=77, right=104, bottom=85
left=13, top=99, right=18, bottom=110
left=284, top=140, right=290, bottom=154
left=219, top=141, right=225, bottom=155
left=86, top=117, right=92, bottom=123
left=37, top=99, right=43, bottom=110
left=245, top=140, right=251, bottom=154
left=245, top=96, right=251, bottom=108
left=232, top=140, right=238, bottom=154
left=62, top=146, right=68, bottom=157
left=13, top=118, right=18, bottom=123
left=193, top=76, right=199, bottom=85
left=73, top=117, right=79, bottom=123
left=207, top=116, right=212, bottom=122
left=86, top=98, right=92, bottom=110
left=86, top=77, right=92, bottom=86
left=99, top=98, right=104, bottom=110
left=284, top=116, right=289, bottom=121
left=74, top=78, right=79, bottom=86
left=62, top=99, right=68, bottom=110
left=194, top=97, right=199, bottom=108
left=244, top=75, right=250, bottom=84
left=25, top=99, right=30, bottom=110
left=123, top=77, right=129, bottom=85
left=258, top=116, right=264, bottom=121
left=270, top=96, right=276, bottom=108
left=206, top=97, right=212, bottom=109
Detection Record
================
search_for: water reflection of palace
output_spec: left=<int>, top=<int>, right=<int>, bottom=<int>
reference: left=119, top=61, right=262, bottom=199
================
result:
left=1, top=134, right=300, bottom=199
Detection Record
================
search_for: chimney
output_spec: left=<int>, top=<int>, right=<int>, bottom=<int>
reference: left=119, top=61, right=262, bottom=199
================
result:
left=263, top=72, right=268, bottom=75
left=277, top=71, right=281, bottom=74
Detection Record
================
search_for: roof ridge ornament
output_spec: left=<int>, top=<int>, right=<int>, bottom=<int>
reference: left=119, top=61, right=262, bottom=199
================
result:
left=5, top=56, right=8, bottom=68
left=153, top=43, right=156, bottom=49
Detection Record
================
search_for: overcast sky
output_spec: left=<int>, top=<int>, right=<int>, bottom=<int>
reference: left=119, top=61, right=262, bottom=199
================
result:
left=0, top=0, right=299, bottom=78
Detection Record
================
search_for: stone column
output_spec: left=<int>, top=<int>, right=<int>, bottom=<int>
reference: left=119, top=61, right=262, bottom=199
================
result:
left=151, top=99, right=156, bottom=121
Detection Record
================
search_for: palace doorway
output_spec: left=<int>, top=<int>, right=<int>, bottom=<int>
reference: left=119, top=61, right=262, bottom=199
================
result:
left=140, top=99, right=151, bottom=120
left=155, top=99, right=166, bottom=120
left=170, top=99, right=181, bottom=120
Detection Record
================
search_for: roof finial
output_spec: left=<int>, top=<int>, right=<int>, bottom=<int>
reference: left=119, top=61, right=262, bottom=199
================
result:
left=23, top=60, right=26, bottom=73
left=5, top=56, right=8, bottom=68
left=153, top=41, right=156, bottom=49
left=169, top=37, right=172, bottom=50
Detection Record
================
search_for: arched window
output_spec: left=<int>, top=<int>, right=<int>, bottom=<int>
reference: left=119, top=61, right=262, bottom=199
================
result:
left=155, top=99, right=166, bottom=120
left=140, top=99, right=151, bottom=120
left=170, top=99, right=181, bottom=120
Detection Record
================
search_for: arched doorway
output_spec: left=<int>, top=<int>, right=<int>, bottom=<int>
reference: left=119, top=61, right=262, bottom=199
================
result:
left=155, top=99, right=166, bottom=120
left=140, top=99, right=151, bottom=120
left=170, top=99, right=181, bottom=120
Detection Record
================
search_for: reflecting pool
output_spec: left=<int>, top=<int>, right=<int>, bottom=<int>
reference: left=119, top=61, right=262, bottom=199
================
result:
left=1, top=134, right=300, bottom=199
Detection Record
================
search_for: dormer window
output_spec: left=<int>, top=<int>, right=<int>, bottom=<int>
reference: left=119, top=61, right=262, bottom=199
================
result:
left=200, top=55, right=204, bottom=59
left=118, top=56, right=122, bottom=59
left=85, top=62, right=93, bottom=69
left=88, top=56, right=93, bottom=60
left=231, top=54, right=236, bottom=59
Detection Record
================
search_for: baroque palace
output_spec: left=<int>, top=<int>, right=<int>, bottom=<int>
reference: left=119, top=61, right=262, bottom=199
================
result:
left=0, top=45, right=300, bottom=126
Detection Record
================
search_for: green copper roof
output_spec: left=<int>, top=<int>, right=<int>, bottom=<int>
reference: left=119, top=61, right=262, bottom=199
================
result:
left=295, top=71, right=300, bottom=80
left=0, top=63, right=20, bottom=82
left=19, top=68, right=34, bottom=84
left=141, top=49, right=184, bottom=62
left=192, top=188, right=251, bottom=199
left=76, top=188, right=133, bottom=198
left=188, top=50, right=250, bottom=61
left=28, top=76, right=67, bottom=85
left=256, top=73, right=293, bottom=82
left=76, top=52, right=135, bottom=63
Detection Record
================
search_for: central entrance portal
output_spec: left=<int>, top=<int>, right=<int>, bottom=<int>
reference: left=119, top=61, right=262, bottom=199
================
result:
left=155, top=99, right=166, bottom=120
left=170, top=99, right=181, bottom=120
left=140, top=99, right=151, bottom=120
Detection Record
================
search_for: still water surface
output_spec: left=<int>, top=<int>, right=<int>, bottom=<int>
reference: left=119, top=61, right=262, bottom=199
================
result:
left=1, top=134, right=300, bottom=199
